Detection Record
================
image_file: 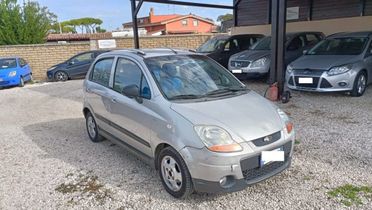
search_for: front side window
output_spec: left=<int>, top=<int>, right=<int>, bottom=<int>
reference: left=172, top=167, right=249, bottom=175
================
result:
left=114, top=58, right=151, bottom=99
left=19, top=58, right=27, bottom=67
left=0, top=58, right=17, bottom=69
left=90, top=58, right=114, bottom=87
left=72, top=52, right=94, bottom=63
left=308, top=37, right=368, bottom=55
left=224, top=39, right=239, bottom=51
left=287, top=36, right=306, bottom=51
left=145, top=55, right=247, bottom=101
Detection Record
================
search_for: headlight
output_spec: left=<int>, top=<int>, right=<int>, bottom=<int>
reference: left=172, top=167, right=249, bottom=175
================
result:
left=277, top=109, right=294, bottom=134
left=287, top=65, right=293, bottom=74
left=194, top=125, right=242, bottom=153
left=249, top=56, right=270, bottom=69
left=8, top=71, right=17, bottom=77
left=328, top=64, right=353, bottom=76
left=48, top=66, right=57, bottom=71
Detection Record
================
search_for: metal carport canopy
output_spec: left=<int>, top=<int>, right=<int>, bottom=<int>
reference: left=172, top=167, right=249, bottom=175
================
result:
left=130, top=0, right=287, bottom=99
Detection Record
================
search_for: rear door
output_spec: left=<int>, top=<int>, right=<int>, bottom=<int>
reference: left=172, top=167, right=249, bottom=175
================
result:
left=18, top=58, right=32, bottom=79
left=107, top=57, right=153, bottom=157
left=85, top=57, right=115, bottom=132
left=66, top=52, right=95, bottom=78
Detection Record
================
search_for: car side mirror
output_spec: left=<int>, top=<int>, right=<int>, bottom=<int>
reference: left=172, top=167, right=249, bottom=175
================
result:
left=303, top=50, right=308, bottom=55
left=122, top=85, right=143, bottom=103
left=68, top=60, right=75, bottom=65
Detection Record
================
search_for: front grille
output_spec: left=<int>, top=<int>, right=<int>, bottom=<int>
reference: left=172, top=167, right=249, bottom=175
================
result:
left=294, top=76, right=320, bottom=88
left=320, top=78, right=333, bottom=88
left=230, top=61, right=250, bottom=68
left=252, top=131, right=281, bottom=147
left=240, top=141, right=292, bottom=182
left=242, top=161, right=286, bottom=181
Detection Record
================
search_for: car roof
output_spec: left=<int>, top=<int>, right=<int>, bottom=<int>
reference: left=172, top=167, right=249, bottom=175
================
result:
left=101, top=48, right=196, bottom=59
left=327, top=31, right=372, bottom=38
left=264, top=31, right=323, bottom=38
left=0, top=57, right=20, bottom=60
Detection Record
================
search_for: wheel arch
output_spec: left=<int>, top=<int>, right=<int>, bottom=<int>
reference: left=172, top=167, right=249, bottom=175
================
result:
left=154, top=143, right=171, bottom=170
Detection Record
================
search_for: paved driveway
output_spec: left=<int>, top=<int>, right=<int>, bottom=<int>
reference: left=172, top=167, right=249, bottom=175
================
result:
left=0, top=80, right=371, bottom=209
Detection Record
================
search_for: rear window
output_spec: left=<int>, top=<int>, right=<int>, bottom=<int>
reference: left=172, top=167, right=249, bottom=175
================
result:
left=0, top=58, right=17, bottom=69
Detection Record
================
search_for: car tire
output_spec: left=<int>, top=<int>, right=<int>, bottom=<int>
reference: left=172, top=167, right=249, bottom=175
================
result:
left=54, top=71, right=68, bottom=82
left=19, top=77, right=24, bottom=87
left=158, top=147, right=194, bottom=198
left=351, top=71, right=367, bottom=97
left=85, top=112, right=105, bottom=142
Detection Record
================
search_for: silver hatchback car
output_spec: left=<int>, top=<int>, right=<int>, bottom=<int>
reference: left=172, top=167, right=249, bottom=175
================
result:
left=83, top=49, right=295, bottom=198
left=286, top=31, right=372, bottom=96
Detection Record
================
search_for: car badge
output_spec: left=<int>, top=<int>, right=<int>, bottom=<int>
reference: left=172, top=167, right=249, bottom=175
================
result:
left=263, top=136, right=271, bottom=142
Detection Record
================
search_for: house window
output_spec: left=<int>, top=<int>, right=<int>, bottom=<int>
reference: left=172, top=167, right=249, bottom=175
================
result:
left=181, top=19, right=188, bottom=26
left=193, top=20, right=198, bottom=26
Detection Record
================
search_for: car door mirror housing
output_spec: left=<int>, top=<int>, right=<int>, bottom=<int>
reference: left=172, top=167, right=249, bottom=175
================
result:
left=122, top=85, right=143, bottom=103
left=69, top=60, right=75, bottom=65
left=303, top=50, right=308, bottom=55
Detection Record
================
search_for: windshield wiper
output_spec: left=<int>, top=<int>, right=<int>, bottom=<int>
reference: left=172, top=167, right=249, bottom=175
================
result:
left=204, top=87, right=247, bottom=97
left=168, top=94, right=203, bottom=100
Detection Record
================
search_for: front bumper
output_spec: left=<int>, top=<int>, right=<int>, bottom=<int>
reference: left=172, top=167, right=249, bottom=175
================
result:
left=0, top=77, right=20, bottom=87
left=179, top=132, right=294, bottom=193
left=286, top=69, right=357, bottom=92
left=47, top=71, right=54, bottom=81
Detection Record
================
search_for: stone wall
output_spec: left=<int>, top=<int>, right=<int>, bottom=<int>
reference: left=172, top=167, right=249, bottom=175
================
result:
left=0, top=34, right=215, bottom=80
left=0, top=42, right=90, bottom=80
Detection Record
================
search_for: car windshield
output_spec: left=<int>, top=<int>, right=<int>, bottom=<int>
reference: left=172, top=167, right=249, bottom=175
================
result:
left=196, top=38, right=227, bottom=53
left=252, top=36, right=272, bottom=50
left=308, top=37, right=368, bottom=55
left=0, top=58, right=17, bottom=70
left=145, top=55, right=247, bottom=101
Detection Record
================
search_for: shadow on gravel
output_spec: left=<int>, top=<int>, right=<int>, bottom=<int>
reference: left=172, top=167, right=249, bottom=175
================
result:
left=22, top=118, right=225, bottom=202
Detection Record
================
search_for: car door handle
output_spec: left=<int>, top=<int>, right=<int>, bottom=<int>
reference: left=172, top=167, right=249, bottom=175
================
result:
left=111, top=97, right=117, bottom=103
left=86, top=87, right=92, bottom=93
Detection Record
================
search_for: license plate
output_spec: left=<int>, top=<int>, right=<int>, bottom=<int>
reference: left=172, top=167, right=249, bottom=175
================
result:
left=298, top=77, right=313, bottom=84
left=260, top=147, right=284, bottom=167
left=232, top=69, right=242, bottom=74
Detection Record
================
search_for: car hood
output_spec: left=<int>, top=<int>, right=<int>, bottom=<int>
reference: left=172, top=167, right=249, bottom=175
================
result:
left=170, top=91, right=284, bottom=143
left=231, top=50, right=270, bottom=61
left=291, top=55, right=360, bottom=70
left=0, top=67, right=18, bottom=77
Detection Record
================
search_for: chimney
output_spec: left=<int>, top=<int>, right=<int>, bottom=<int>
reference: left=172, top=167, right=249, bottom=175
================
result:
left=149, top=7, right=154, bottom=23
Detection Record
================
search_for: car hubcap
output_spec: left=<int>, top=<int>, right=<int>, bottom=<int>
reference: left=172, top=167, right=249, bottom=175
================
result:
left=87, top=116, right=96, bottom=138
left=161, top=155, right=182, bottom=192
left=56, top=72, right=66, bottom=81
left=357, top=75, right=366, bottom=94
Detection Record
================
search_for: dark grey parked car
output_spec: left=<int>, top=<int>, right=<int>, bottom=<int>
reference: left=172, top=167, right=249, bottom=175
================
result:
left=47, top=50, right=109, bottom=81
left=196, top=34, right=264, bottom=68
left=228, top=32, right=324, bottom=79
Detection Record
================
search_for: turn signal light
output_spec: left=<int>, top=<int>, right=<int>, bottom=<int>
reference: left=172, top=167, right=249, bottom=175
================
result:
left=286, top=122, right=294, bottom=134
left=208, top=143, right=242, bottom=153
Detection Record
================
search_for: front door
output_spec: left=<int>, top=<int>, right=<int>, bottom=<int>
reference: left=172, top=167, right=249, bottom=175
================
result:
left=107, top=57, right=153, bottom=157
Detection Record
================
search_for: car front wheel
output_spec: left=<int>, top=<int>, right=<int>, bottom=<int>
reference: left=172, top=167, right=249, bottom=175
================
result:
left=54, top=71, right=68, bottom=82
left=158, top=147, right=194, bottom=198
left=351, top=71, right=367, bottom=97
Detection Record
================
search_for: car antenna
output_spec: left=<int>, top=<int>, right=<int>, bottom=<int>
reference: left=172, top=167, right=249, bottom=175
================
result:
left=128, top=49, right=146, bottom=56
left=163, top=47, right=178, bottom=54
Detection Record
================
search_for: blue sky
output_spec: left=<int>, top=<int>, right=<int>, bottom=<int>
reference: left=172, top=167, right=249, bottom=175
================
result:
left=34, top=0, right=232, bottom=30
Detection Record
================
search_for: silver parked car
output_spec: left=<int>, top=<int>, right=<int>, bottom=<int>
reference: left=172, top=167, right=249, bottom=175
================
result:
left=286, top=31, right=372, bottom=96
left=228, top=32, right=324, bottom=80
left=83, top=49, right=295, bottom=198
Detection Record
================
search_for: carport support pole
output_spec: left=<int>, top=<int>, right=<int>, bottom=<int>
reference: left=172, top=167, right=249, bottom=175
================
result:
left=131, top=0, right=140, bottom=49
left=270, top=0, right=287, bottom=98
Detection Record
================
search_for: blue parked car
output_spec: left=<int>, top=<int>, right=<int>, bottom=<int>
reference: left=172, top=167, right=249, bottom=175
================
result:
left=0, top=57, right=32, bottom=88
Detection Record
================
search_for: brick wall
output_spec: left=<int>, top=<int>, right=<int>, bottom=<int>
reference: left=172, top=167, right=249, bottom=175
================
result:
left=0, top=34, right=215, bottom=81
left=107, top=34, right=213, bottom=50
left=0, top=42, right=90, bottom=80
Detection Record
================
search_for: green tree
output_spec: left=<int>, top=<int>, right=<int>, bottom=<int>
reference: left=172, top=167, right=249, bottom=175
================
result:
left=0, top=0, right=56, bottom=45
left=217, top=13, right=233, bottom=22
left=61, top=17, right=104, bottom=34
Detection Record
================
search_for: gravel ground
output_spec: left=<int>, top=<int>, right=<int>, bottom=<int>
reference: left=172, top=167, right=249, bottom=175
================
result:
left=0, top=79, right=371, bottom=210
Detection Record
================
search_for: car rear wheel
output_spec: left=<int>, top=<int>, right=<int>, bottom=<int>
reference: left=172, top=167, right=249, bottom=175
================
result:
left=54, top=71, right=68, bottom=82
left=351, top=71, right=367, bottom=97
left=85, top=112, right=105, bottom=142
left=19, top=77, right=24, bottom=87
left=158, top=147, right=194, bottom=198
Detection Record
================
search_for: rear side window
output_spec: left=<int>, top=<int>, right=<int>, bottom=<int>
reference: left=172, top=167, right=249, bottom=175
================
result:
left=90, top=58, right=114, bottom=87
left=113, top=58, right=151, bottom=99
